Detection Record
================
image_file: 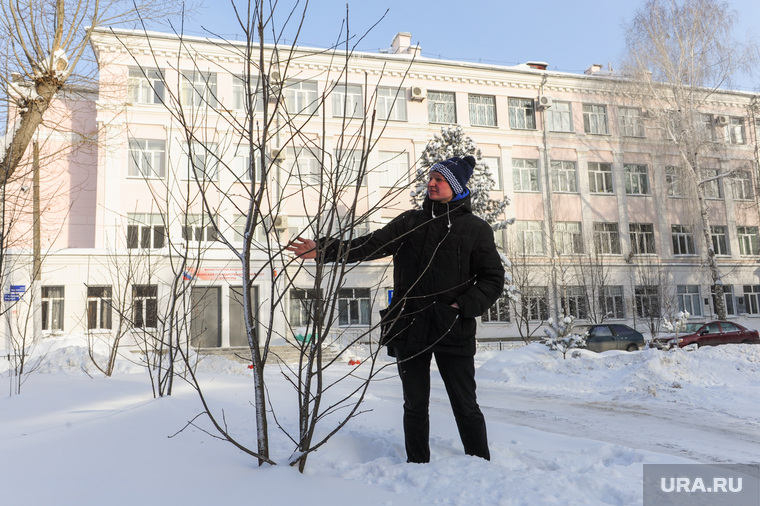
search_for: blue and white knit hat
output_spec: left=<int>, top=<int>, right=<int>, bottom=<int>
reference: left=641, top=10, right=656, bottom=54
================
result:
left=429, top=155, right=476, bottom=196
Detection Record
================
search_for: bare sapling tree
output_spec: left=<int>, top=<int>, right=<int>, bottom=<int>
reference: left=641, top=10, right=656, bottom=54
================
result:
left=620, top=0, right=758, bottom=320
left=112, top=0, right=416, bottom=471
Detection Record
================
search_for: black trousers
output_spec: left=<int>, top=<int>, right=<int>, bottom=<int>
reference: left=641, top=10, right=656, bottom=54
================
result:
left=395, top=348, right=490, bottom=463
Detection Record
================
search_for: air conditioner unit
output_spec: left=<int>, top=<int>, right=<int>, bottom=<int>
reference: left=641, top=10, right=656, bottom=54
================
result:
left=714, top=115, right=729, bottom=127
left=536, top=95, right=553, bottom=109
left=410, top=86, right=426, bottom=101
left=265, top=215, right=288, bottom=231
left=269, top=70, right=282, bottom=84
left=640, top=108, right=650, bottom=119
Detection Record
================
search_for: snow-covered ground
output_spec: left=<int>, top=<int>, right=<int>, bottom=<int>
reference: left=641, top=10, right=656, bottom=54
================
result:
left=3, top=335, right=760, bottom=505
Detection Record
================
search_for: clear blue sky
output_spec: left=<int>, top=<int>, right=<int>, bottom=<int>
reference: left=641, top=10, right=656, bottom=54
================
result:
left=178, top=0, right=759, bottom=92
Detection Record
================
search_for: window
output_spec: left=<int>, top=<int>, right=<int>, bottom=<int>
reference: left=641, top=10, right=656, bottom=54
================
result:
left=232, top=143, right=264, bottom=183
left=515, top=221, right=544, bottom=255
left=334, top=213, right=370, bottom=240
left=183, top=142, right=219, bottom=181
left=508, top=98, right=536, bottom=130
left=232, top=214, right=267, bottom=244
left=338, top=288, right=371, bottom=325
left=41, top=286, right=64, bottom=331
left=561, top=286, right=588, bottom=320
left=624, top=164, right=650, bottom=195
left=671, top=225, right=696, bottom=255
left=737, top=226, right=760, bottom=256
left=132, top=284, right=158, bottom=329
left=182, top=214, right=218, bottom=242
left=512, top=158, right=539, bottom=192
left=378, top=151, right=410, bottom=187
left=711, top=226, right=729, bottom=255
left=428, top=91, right=456, bottom=123
left=583, top=104, right=609, bottom=134
left=588, top=162, right=613, bottom=193
left=712, top=285, right=735, bottom=316
left=629, top=223, right=656, bottom=255
left=743, top=285, right=760, bottom=315
left=724, top=117, right=745, bottom=144
left=547, top=101, right=573, bottom=132
left=469, top=94, right=497, bottom=127
left=555, top=221, right=583, bottom=255
left=332, top=83, right=363, bottom=118
left=377, top=87, right=407, bottom=121
left=481, top=156, right=502, bottom=190
left=87, top=286, right=112, bottom=330
left=128, top=68, right=164, bottom=104
left=635, top=285, right=660, bottom=318
left=593, top=222, right=620, bottom=254
left=618, top=107, right=645, bottom=137
left=127, top=213, right=165, bottom=249
left=289, top=288, right=321, bottom=327
left=482, top=292, right=511, bottom=322
left=677, top=285, right=702, bottom=317
left=286, top=216, right=316, bottom=244
left=550, top=160, right=577, bottom=192
left=524, top=287, right=549, bottom=321
left=696, top=114, right=714, bottom=142
left=286, top=146, right=321, bottom=187
left=600, top=286, right=625, bottom=319
left=334, top=148, right=366, bottom=186
left=283, top=80, right=319, bottom=115
left=181, top=71, right=217, bottom=108
left=703, top=168, right=722, bottom=199
left=128, top=139, right=166, bottom=178
left=732, top=171, right=754, bottom=200
left=232, top=75, right=265, bottom=112
left=666, top=166, right=683, bottom=197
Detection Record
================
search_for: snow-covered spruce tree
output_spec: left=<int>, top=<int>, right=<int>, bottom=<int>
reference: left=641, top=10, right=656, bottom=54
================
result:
left=412, top=125, right=515, bottom=304
left=542, top=316, right=587, bottom=359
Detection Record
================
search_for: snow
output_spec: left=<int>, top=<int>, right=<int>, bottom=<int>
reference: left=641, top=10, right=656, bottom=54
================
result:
left=3, top=336, right=760, bottom=505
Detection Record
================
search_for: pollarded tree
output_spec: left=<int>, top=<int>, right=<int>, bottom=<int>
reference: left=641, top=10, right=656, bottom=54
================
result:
left=620, top=0, right=758, bottom=319
left=0, top=0, right=185, bottom=187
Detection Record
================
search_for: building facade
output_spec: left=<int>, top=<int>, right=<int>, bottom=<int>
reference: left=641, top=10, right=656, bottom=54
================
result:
left=3, top=28, right=760, bottom=353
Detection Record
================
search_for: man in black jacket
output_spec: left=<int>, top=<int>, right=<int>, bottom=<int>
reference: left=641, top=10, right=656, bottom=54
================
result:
left=287, top=155, right=504, bottom=463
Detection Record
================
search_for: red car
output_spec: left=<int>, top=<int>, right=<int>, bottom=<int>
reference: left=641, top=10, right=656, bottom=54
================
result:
left=658, top=321, right=760, bottom=348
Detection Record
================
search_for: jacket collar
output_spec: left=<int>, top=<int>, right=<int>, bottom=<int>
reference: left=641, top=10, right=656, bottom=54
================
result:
left=422, top=194, right=472, bottom=217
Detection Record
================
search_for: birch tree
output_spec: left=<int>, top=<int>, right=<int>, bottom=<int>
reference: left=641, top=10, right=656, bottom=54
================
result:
left=620, top=0, right=757, bottom=319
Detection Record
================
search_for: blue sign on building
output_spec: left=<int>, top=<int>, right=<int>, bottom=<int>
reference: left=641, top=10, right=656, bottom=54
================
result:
left=10, top=285, right=25, bottom=293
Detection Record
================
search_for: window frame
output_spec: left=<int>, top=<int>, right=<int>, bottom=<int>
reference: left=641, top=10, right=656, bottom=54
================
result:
left=181, top=70, right=218, bottom=109
left=127, top=213, right=166, bottom=250
left=41, top=285, right=65, bottom=331
left=128, top=139, right=166, bottom=179
left=128, top=67, right=165, bottom=105
left=629, top=222, right=656, bottom=255
left=468, top=94, right=497, bottom=127
left=512, top=158, right=540, bottom=192
left=332, top=82, right=363, bottom=118
left=283, top=80, right=319, bottom=116
left=677, top=285, right=703, bottom=317
left=583, top=104, right=609, bottom=135
left=588, top=162, right=613, bottom=193
left=550, top=160, right=578, bottom=193
left=618, top=107, right=645, bottom=137
left=671, top=224, right=696, bottom=256
left=508, top=97, right=536, bottom=130
left=87, top=286, right=113, bottom=330
left=337, top=288, right=371, bottom=326
left=624, top=164, right=650, bottom=195
left=555, top=221, right=583, bottom=255
left=547, top=101, right=573, bottom=132
left=711, top=225, right=730, bottom=256
left=515, top=221, right=544, bottom=255
left=132, top=284, right=158, bottom=329
left=737, top=226, right=760, bottom=256
left=427, top=90, right=456, bottom=124
left=376, top=86, right=407, bottom=121
left=593, top=222, right=621, bottom=255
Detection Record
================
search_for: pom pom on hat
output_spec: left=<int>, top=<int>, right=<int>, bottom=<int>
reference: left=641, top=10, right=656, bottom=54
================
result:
left=429, top=155, right=476, bottom=196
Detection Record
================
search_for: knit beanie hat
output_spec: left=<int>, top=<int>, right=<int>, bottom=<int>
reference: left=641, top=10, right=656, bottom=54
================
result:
left=429, top=155, right=476, bottom=196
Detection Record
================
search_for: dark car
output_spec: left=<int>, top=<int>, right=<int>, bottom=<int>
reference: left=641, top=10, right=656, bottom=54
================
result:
left=574, top=323, right=646, bottom=352
left=655, top=321, right=760, bottom=349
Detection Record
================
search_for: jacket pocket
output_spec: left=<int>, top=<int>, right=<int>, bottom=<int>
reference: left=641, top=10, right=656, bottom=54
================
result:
left=430, top=302, right=474, bottom=346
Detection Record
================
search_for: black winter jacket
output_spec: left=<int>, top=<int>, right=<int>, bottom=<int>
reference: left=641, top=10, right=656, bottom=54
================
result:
left=320, top=195, right=505, bottom=356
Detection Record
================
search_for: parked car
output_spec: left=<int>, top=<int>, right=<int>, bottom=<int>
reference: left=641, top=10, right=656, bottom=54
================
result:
left=654, top=321, right=760, bottom=349
left=574, top=323, right=646, bottom=352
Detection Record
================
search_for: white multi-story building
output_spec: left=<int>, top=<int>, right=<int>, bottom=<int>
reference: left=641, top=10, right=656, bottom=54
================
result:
left=3, top=27, right=760, bottom=352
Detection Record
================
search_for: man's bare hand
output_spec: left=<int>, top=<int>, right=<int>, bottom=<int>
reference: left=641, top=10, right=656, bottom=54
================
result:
left=286, top=236, right=317, bottom=259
